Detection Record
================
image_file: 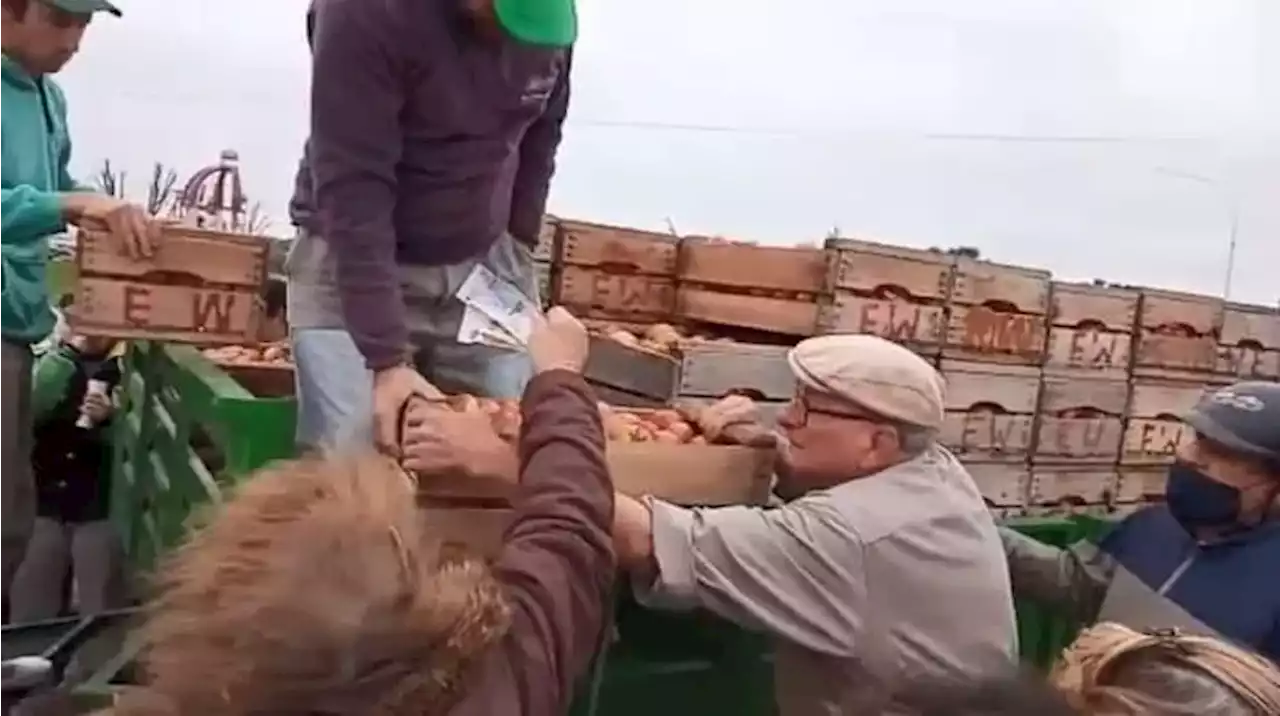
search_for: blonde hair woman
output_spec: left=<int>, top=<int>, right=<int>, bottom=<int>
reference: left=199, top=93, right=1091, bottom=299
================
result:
left=1050, top=622, right=1280, bottom=715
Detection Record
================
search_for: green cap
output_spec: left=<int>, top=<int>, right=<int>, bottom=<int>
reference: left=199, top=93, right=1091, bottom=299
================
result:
left=42, top=0, right=122, bottom=17
left=492, top=0, right=576, bottom=47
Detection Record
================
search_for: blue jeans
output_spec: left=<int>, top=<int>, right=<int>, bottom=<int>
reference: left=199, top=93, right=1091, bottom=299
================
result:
left=291, top=328, right=534, bottom=451
left=287, top=231, right=537, bottom=452
left=291, top=328, right=373, bottom=451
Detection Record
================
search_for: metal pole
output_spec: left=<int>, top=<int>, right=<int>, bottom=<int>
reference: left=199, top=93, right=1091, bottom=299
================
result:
left=1151, top=167, right=1237, bottom=300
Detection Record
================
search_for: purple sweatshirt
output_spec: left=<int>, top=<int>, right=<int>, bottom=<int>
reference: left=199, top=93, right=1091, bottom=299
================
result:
left=293, top=0, right=571, bottom=370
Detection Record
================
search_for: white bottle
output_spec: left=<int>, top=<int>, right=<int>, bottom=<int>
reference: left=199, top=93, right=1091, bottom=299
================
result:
left=76, top=379, right=109, bottom=429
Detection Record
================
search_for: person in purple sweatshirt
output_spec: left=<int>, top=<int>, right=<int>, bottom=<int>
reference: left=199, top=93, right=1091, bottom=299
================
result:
left=285, top=0, right=574, bottom=452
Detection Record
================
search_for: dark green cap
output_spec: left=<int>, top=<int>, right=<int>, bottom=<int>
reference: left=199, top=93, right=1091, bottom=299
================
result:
left=492, top=0, right=575, bottom=47
left=42, top=0, right=122, bottom=17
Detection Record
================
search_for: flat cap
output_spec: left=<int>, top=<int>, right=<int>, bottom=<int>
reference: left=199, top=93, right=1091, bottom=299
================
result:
left=787, top=334, right=945, bottom=430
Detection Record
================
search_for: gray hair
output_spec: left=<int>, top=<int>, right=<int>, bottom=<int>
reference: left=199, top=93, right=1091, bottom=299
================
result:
left=895, top=422, right=936, bottom=456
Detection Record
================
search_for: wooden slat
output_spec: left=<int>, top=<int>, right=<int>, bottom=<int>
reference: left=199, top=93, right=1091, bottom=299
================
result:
left=1114, top=468, right=1169, bottom=503
left=1137, top=288, right=1223, bottom=335
left=822, top=237, right=953, bottom=301
left=964, top=463, right=1031, bottom=509
left=1121, top=380, right=1206, bottom=465
left=1033, top=375, right=1128, bottom=465
left=1044, top=327, right=1133, bottom=379
left=951, top=258, right=1051, bottom=314
left=1029, top=468, right=1119, bottom=506
left=816, top=292, right=947, bottom=355
left=678, top=343, right=793, bottom=400
left=554, top=266, right=676, bottom=323
left=940, top=361, right=1039, bottom=462
left=583, top=335, right=680, bottom=403
left=555, top=220, right=678, bottom=274
left=676, top=287, right=818, bottom=336
left=78, top=226, right=268, bottom=289
left=679, top=240, right=825, bottom=293
left=73, top=278, right=261, bottom=345
left=1049, top=281, right=1139, bottom=331
left=945, top=305, right=1048, bottom=364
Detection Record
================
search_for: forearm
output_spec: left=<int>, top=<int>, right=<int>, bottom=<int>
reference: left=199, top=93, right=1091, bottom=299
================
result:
left=2, top=186, right=68, bottom=248
left=309, top=0, right=408, bottom=371
left=496, top=370, right=615, bottom=712
left=1001, top=528, right=1112, bottom=623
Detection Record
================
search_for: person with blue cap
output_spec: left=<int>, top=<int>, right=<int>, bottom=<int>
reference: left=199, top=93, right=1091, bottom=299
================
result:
left=1001, top=380, right=1280, bottom=661
left=2, top=0, right=160, bottom=596
left=286, top=0, right=575, bottom=455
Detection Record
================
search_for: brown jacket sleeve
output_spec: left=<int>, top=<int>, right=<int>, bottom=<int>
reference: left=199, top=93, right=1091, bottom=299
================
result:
left=494, top=369, right=615, bottom=716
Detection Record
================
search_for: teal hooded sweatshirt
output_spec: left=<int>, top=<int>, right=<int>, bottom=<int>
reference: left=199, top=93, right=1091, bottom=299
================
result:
left=2, top=53, right=84, bottom=344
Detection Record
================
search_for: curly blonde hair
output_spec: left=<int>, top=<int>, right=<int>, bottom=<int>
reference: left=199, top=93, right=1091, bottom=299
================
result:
left=1050, top=622, right=1280, bottom=715
left=111, top=456, right=512, bottom=716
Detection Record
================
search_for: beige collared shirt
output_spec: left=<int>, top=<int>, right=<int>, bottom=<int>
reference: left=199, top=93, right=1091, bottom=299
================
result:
left=637, top=445, right=1018, bottom=715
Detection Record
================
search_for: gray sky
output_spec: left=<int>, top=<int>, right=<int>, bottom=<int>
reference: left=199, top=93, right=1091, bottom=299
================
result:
left=58, top=0, right=1278, bottom=306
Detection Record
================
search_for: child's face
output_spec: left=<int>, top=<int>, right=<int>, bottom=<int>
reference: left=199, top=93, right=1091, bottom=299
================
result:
left=67, top=333, right=114, bottom=357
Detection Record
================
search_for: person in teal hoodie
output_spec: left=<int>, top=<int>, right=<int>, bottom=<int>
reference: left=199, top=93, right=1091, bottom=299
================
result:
left=2, top=0, right=161, bottom=597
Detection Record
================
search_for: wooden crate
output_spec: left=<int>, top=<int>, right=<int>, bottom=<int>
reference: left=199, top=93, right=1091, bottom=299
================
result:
left=1215, top=301, right=1280, bottom=381
left=964, top=463, right=1031, bottom=513
left=677, top=342, right=793, bottom=400
left=947, top=258, right=1051, bottom=365
left=1029, top=468, right=1119, bottom=508
left=1121, top=380, right=1206, bottom=465
left=1114, top=468, right=1168, bottom=505
left=72, top=226, right=269, bottom=345
left=1044, top=281, right=1138, bottom=379
left=1033, top=375, right=1128, bottom=465
left=939, top=360, right=1039, bottom=462
left=675, top=239, right=824, bottom=336
left=1132, top=288, right=1223, bottom=380
left=551, top=220, right=678, bottom=323
left=817, top=238, right=953, bottom=357
left=583, top=334, right=681, bottom=405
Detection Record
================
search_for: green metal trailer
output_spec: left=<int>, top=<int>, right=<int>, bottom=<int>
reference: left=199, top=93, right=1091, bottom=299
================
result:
left=2, top=343, right=1112, bottom=713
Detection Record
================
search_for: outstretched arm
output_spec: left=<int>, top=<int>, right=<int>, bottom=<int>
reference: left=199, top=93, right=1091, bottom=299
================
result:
left=494, top=369, right=615, bottom=716
left=616, top=494, right=866, bottom=658
left=999, top=527, right=1114, bottom=625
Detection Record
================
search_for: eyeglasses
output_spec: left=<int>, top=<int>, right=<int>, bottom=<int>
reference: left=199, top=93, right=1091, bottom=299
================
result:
left=785, top=394, right=884, bottom=428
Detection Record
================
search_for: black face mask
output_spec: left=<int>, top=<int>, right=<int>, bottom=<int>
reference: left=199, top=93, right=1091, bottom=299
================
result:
left=1164, top=462, right=1243, bottom=533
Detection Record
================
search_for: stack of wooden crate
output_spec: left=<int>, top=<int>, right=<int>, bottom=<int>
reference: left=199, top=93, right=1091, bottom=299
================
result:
left=936, top=261, right=1051, bottom=518
left=1121, top=289, right=1224, bottom=508
left=532, top=215, right=1279, bottom=519
left=1028, top=282, right=1136, bottom=516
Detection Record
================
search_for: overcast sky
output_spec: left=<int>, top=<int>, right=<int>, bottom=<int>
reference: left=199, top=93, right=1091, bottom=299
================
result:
left=57, top=0, right=1279, bottom=306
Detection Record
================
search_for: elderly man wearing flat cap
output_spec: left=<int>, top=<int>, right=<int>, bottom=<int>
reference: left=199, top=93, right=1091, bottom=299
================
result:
left=612, top=334, right=1018, bottom=715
